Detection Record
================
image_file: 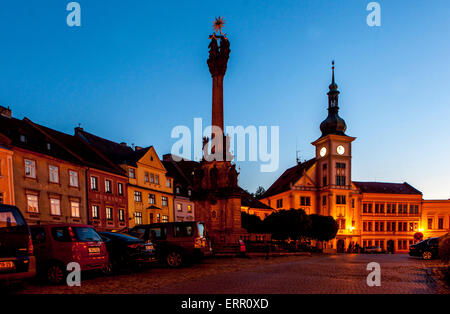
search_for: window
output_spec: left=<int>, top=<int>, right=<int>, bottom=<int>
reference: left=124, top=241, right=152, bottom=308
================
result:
left=118, top=209, right=125, bottom=222
left=391, top=204, right=396, bottom=214
left=176, top=187, right=180, bottom=194
left=144, top=172, right=149, bottom=182
left=162, top=215, right=169, bottom=223
left=105, top=180, right=112, bottom=193
left=363, top=222, right=367, bottom=231
left=92, top=205, right=99, bottom=219
left=155, top=175, right=159, bottom=185
left=187, top=205, right=192, bottom=213
left=69, top=171, right=79, bottom=187
left=50, top=198, right=61, bottom=216
left=134, top=191, right=142, bottom=202
left=391, top=221, right=396, bottom=232
left=438, top=218, right=444, bottom=230
left=150, top=173, right=154, bottom=183
left=20, top=135, right=26, bottom=143
left=30, top=227, right=46, bottom=244
left=166, top=178, right=171, bottom=188
left=387, top=222, right=391, bottom=232
left=380, top=222, right=384, bottom=232
left=336, top=195, right=346, bottom=205
left=322, top=196, right=327, bottom=206
left=188, top=189, right=192, bottom=197
left=409, top=222, right=414, bottom=232
left=71, top=201, right=80, bottom=218
left=300, top=196, right=311, bottom=206
left=368, top=222, right=372, bottom=232
left=129, top=168, right=136, bottom=179
left=276, top=199, right=283, bottom=208
left=162, top=196, right=168, bottom=207
left=52, top=227, right=72, bottom=242
left=336, top=162, right=346, bottom=169
left=323, top=163, right=327, bottom=170
left=339, top=219, right=346, bottom=230
left=414, top=205, right=419, bottom=214
left=49, top=166, right=59, bottom=183
left=90, top=176, right=98, bottom=190
left=427, top=218, right=433, bottom=230
left=323, top=176, right=327, bottom=186
left=25, top=159, right=36, bottom=178
left=0, top=192, right=3, bottom=204
left=27, top=194, right=39, bottom=213
left=118, top=183, right=124, bottom=195
left=379, top=204, right=384, bottom=213
left=336, top=175, right=346, bottom=186
left=156, top=213, right=161, bottom=222
left=106, top=207, right=113, bottom=220
left=177, top=203, right=182, bottom=211
left=375, top=222, right=379, bottom=232
left=135, top=212, right=142, bottom=225
left=148, top=193, right=155, bottom=204
left=351, top=199, right=355, bottom=208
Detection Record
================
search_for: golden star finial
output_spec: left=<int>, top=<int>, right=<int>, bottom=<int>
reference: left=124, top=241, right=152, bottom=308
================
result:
left=213, top=17, right=226, bottom=34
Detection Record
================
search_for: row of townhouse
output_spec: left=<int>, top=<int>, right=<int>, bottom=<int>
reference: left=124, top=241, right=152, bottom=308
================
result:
left=0, top=106, right=196, bottom=229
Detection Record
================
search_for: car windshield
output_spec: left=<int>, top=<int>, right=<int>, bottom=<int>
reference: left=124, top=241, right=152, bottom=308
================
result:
left=72, top=227, right=102, bottom=242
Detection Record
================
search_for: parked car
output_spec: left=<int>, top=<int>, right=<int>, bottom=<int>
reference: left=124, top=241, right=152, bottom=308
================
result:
left=99, top=232, right=157, bottom=273
left=126, top=221, right=212, bottom=267
left=0, top=205, right=36, bottom=286
left=362, top=246, right=384, bottom=254
left=409, top=237, right=440, bottom=260
left=30, top=224, right=108, bottom=284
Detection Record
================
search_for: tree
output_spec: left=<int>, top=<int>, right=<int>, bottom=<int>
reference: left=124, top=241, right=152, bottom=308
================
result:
left=254, top=186, right=266, bottom=199
left=241, top=212, right=263, bottom=233
left=263, top=209, right=311, bottom=241
left=307, top=214, right=339, bottom=242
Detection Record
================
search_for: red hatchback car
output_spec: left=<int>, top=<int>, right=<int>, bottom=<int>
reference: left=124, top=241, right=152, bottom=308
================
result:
left=30, top=224, right=108, bottom=284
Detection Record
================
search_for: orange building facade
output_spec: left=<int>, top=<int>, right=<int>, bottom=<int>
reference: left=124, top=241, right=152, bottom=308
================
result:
left=0, top=134, right=15, bottom=205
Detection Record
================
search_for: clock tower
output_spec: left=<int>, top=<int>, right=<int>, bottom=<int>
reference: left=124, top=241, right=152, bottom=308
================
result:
left=312, top=62, right=356, bottom=232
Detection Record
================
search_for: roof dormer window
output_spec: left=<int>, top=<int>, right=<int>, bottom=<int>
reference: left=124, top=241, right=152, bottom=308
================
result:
left=20, top=135, right=26, bottom=143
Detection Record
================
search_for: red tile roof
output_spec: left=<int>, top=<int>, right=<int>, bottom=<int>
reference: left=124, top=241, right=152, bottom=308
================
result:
left=353, top=181, right=422, bottom=195
left=262, top=158, right=317, bottom=198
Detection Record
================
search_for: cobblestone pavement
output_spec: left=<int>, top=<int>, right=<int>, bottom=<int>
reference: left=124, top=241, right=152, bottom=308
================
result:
left=16, top=254, right=448, bottom=294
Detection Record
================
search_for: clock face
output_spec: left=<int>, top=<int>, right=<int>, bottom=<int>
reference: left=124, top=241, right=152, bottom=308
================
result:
left=337, top=145, right=345, bottom=155
left=319, top=147, right=327, bottom=157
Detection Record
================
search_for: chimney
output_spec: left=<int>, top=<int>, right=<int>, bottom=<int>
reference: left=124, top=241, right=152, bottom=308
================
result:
left=120, top=142, right=128, bottom=147
left=0, top=106, right=12, bottom=118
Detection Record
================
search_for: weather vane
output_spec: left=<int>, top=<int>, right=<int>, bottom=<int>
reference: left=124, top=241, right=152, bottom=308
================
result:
left=212, top=16, right=226, bottom=35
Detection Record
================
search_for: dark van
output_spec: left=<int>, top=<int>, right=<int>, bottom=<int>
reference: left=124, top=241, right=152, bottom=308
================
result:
left=127, top=221, right=212, bottom=267
left=0, top=205, right=36, bottom=285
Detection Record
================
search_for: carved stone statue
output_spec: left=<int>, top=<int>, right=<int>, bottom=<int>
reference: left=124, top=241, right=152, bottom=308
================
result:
left=220, top=36, right=230, bottom=58
left=208, top=36, right=219, bottom=58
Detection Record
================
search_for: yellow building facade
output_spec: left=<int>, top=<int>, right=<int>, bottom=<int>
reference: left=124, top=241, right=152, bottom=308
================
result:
left=125, top=146, right=174, bottom=227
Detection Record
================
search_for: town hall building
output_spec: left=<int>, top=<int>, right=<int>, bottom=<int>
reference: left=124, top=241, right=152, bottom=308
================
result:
left=260, top=63, right=450, bottom=253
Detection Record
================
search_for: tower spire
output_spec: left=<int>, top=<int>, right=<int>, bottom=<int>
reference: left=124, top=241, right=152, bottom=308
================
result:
left=319, top=61, right=347, bottom=137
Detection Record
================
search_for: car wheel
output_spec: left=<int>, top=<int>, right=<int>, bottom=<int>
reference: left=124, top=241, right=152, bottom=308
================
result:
left=422, top=251, right=433, bottom=260
left=166, top=251, right=183, bottom=268
left=47, top=263, right=66, bottom=285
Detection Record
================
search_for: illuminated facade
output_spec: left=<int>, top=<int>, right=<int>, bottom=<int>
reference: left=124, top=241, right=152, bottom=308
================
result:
left=261, top=64, right=450, bottom=253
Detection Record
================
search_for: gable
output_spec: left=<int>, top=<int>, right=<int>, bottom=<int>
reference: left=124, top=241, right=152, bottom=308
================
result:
left=136, top=146, right=166, bottom=173
left=292, top=163, right=317, bottom=188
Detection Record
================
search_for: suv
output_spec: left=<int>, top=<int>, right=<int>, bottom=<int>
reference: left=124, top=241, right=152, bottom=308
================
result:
left=30, top=224, right=108, bottom=284
left=0, top=205, right=36, bottom=285
left=409, top=237, right=440, bottom=260
left=127, top=221, right=212, bottom=267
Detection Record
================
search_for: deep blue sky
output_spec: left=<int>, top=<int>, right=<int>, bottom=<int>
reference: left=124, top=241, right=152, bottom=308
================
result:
left=0, top=1, right=449, bottom=199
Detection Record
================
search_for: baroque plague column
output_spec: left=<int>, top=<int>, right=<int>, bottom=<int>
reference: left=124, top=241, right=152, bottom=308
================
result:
left=193, top=19, right=246, bottom=244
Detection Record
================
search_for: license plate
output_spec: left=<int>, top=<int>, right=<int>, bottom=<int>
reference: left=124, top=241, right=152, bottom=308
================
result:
left=145, top=244, right=154, bottom=251
left=88, top=247, right=100, bottom=254
left=0, top=261, right=15, bottom=270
